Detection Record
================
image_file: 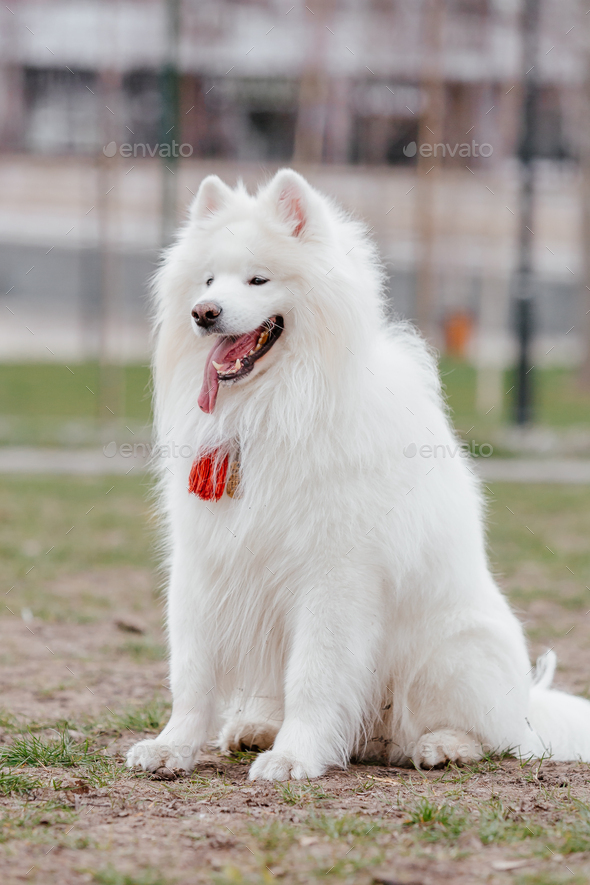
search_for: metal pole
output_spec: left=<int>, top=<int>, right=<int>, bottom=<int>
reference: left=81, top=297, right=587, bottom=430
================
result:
left=161, top=0, right=181, bottom=246
left=97, top=68, right=123, bottom=425
left=514, top=0, right=541, bottom=425
left=578, top=0, right=590, bottom=389
left=415, top=0, right=445, bottom=342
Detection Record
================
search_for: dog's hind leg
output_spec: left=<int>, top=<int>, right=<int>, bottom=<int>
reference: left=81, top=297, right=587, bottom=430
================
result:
left=411, top=729, right=483, bottom=768
left=219, top=693, right=283, bottom=753
left=389, top=608, right=531, bottom=769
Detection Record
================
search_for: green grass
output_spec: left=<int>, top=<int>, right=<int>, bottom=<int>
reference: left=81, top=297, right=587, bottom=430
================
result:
left=551, top=798, right=590, bottom=854
left=0, top=730, right=100, bottom=768
left=1, top=361, right=590, bottom=449
left=0, top=362, right=152, bottom=446
left=107, top=698, right=170, bottom=735
left=247, top=819, right=297, bottom=853
left=92, top=868, right=171, bottom=885
left=0, top=729, right=125, bottom=791
left=402, top=796, right=468, bottom=842
left=0, top=709, right=19, bottom=731
left=3, top=360, right=590, bottom=430
left=275, top=781, right=330, bottom=805
left=440, top=358, right=590, bottom=432
left=212, top=870, right=275, bottom=885
left=306, top=813, right=381, bottom=840
left=0, top=362, right=151, bottom=421
left=486, top=483, right=590, bottom=612
left=0, top=473, right=157, bottom=622
left=3, top=474, right=588, bottom=629
left=225, top=748, right=259, bottom=764
left=0, top=798, right=76, bottom=844
left=516, top=875, right=589, bottom=885
left=0, top=769, right=41, bottom=795
left=114, top=638, right=166, bottom=662
left=478, top=796, right=543, bottom=844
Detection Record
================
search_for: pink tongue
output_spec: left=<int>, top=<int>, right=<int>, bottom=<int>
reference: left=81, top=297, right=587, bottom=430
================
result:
left=198, top=330, right=260, bottom=414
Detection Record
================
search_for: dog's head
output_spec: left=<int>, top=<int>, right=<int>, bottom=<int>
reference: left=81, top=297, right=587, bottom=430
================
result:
left=184, top=169, right=335, bottom=413
left=157, top=168, right=382, bottom=417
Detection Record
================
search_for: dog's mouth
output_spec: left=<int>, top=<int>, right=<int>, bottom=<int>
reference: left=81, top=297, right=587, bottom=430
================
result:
left=198, top=316, right=284, bottom=413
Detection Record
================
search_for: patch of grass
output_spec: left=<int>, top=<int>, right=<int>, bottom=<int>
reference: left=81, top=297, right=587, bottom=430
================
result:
left=115, top=639, right=166, bottom=662
left=225, top=748, right=258, bottom=764
left=0, top=708, right=19, bottom=731
left=92, top=868, right=170, bottom=885
left=0, top=362, right=151, bottom=422
left=247, top=819, right=297, bottom=853
left=516, top=873, right=588, bottom=885
left=69, top=834, right=95, bottom=850
left=213, top=869, right=274, bottom=885
left=306, top=813, right=381, bottom=841
left=0, top=799, right=76, bottom=844
left=108, top=699, right=170, bottom=735
left=0, top=768, right=41, bottom=795
left=552, top=799, right=590, bottom=853
left=0, top=474, right=156, bottom=625
left=486, top=484, right=590, bottom=612
left=450, top=749, right=516, bottom=780
left=440, top=358, right=590, bottom=431
left=479, top=797, right=545, bottom=844
left=350, top=775, right=377, bottom=793
left=313, top=847, right=384, bottom=879
left=275, top=781, right=330, bottom=806
left=84, top=757, right=127, bottom=789
left=0, top=730, right=100, bottom=768
left=180, top=772, right=233, bottom=804
left=3, top=360, right=590, bottom=451
left=402, top=796, right=468, bottom=842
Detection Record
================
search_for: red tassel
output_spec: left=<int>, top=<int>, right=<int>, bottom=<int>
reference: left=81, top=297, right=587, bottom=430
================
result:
left=188, top=450, right=229, bottom=501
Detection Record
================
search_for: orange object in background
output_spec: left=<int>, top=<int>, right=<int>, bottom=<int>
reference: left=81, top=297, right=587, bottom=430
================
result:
left=443, top=310, right=474, bottom=358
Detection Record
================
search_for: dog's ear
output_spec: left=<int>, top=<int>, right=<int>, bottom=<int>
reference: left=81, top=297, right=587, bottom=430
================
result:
left=190, top=175, right=233, bottom=222
left=265, top=169, right=310, bottom=237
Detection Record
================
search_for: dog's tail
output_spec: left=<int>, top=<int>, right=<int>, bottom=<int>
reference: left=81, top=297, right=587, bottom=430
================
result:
left=517, top=650, right=590, bottom=762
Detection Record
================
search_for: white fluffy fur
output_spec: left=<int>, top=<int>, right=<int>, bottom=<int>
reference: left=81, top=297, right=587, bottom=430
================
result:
left=126, top=169, right=590, bottom=780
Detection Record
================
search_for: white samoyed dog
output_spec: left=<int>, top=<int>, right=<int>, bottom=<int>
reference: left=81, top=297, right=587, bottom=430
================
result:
left=127, top=169, right=590, bottom=780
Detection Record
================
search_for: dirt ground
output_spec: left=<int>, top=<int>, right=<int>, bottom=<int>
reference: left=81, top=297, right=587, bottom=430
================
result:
left=2, top=477, right=590, bottom=885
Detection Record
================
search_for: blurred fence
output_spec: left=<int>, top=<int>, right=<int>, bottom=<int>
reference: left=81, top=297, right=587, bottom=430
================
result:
left=0, top=154, right=583, bottom=368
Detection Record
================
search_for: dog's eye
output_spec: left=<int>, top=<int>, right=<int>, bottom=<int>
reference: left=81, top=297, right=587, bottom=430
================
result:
left=206, top=277, right=213, bottom=286
left=249, top=277, right=268, bottom=286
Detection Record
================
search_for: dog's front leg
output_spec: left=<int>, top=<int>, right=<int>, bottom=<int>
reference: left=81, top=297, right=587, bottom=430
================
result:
left=126, top=563, right=216, bottom=773
left=249, top=575, right=382, bottom=781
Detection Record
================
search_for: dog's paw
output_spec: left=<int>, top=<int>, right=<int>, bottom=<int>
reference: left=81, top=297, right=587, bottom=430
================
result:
left=126, top=738, right=197, bottom=773
left=248, top=749, right=326, bottom=781
left=412, top=729, right=483, bottom=769
left=219, top=719, right=278, bottom=753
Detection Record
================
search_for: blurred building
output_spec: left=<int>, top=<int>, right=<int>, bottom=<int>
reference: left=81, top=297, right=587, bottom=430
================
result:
left=0, top=0, right=587, bottom=367
left=0, top=0, right=578, bottom=165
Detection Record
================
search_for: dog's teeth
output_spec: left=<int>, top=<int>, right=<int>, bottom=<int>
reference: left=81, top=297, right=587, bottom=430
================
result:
left=234, top=359, right=241, bottom=370
left=212, top=360, right=224, bottom=371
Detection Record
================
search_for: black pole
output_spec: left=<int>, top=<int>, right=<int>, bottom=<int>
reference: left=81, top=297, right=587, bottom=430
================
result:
left=514, top=0, right=541, bottom=425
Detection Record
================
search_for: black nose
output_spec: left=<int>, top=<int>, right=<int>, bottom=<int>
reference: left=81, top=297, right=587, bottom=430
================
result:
left=192, top=301, right=222, bottom=329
